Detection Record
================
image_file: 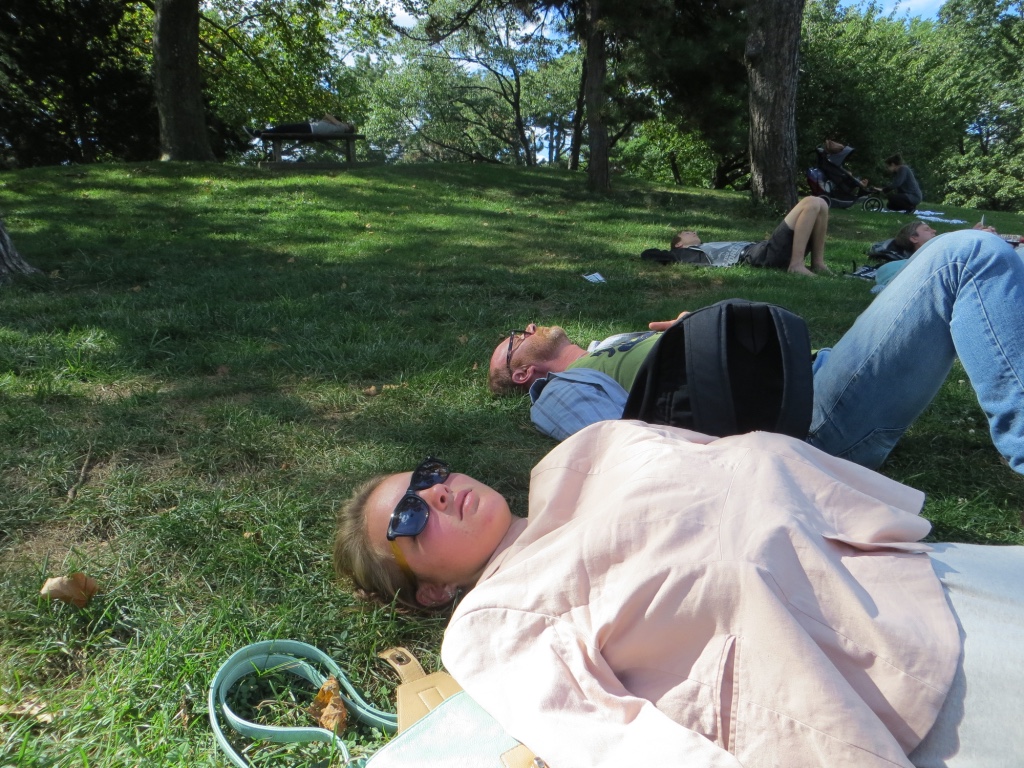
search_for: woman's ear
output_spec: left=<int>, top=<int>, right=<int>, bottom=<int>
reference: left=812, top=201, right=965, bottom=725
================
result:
left=416, top=582, right=457, bottom=608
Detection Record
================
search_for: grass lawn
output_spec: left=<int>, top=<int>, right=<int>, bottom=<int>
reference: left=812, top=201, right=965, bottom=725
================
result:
left=2, top=161, right=1022, bottom=766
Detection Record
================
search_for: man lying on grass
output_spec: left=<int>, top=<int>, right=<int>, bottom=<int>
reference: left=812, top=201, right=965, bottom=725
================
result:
left=489, top=229, right=1024, bottom=475
left=643, top=196, right=832, bottom=276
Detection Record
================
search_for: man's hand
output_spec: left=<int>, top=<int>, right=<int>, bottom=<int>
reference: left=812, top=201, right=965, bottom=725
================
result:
left=648, top=311, right=689, bottom=332
left=972, top=221, right=998, bottom=235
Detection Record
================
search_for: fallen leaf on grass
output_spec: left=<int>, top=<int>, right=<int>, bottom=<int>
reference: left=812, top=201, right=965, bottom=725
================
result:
left=40, top=573, right=98, bottom=608
left=0, top=700, right=54, bottom=724
left=458, top=335, right=468, bottom=344
left=363, top=385, right=379, bottom=396
left=306, top=676, right=347, bottom=734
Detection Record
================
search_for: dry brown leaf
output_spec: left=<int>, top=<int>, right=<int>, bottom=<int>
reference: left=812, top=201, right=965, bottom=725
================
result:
left=307, top=676, right=347, bottom=734
left=458, top=335, right=468, bottom=345
left=472, top=362, right=479, bottom=370
left=382, top=383, right=404, bottom=390
left=131, top=285, right=142, bottom=292
left=0, top=700, right=54, bottom=724
left=40, top=573, right=98, bottom=608
left=287, top=257, right=296, bottom=263
left=363, top=385, right=379, bottom=396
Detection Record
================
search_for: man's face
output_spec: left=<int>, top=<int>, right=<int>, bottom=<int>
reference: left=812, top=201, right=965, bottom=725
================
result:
left=910, top=223, right=936, bottom=250
left=488, top=324, right=572, bottom=386
left=673, top=231, right=702, bottom=248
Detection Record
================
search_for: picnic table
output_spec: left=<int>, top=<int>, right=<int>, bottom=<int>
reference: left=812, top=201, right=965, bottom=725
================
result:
left=260, top=132, right=365, bottom=163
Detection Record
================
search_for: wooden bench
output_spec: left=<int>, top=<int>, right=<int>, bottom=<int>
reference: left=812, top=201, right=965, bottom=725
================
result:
left=260, top=133, right=365, bottom=163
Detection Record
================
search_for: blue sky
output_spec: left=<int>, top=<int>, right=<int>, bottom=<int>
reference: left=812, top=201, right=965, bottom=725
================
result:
left=853, top=0, right=945, bottom=18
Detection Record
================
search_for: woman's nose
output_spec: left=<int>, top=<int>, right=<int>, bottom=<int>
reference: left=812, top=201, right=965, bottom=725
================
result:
left=418, top=483, right=450, bottom=511
left=526, top=323, right=537, bottom=334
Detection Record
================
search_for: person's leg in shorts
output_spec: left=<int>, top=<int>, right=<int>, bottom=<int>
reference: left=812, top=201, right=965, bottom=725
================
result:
left=781, top=196, right=831, bottom=275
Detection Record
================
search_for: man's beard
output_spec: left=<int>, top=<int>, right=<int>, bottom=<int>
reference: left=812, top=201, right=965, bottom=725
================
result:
left=522, top=325, right=571, bottom=365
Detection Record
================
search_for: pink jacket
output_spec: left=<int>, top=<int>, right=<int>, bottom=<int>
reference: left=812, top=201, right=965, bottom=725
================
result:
left=442, top=421, right=960, bottom=767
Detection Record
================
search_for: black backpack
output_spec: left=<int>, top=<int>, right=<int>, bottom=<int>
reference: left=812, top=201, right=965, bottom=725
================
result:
left=866, top=238, right=912, bottom=263
left=621, top=299, right=813, bottom=440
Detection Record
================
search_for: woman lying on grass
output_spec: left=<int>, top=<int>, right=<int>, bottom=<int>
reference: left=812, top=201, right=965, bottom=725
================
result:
left=333, top=419, right=1024, bottom=768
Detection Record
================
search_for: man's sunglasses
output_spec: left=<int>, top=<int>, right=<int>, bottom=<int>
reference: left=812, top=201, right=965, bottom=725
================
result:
left=505, top=329, right=529, bottom=373
left=386, top=457, right=451, bottom=541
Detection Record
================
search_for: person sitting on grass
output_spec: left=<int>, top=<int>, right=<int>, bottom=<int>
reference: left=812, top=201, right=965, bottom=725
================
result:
left=881, top=154, right=923, bottom=213
left=489, top=230, right=1024, bottom=476
left=245, top=114, right=354, bottom=139
left=647, top=196, right=831, bottom=276
left=333, top=419, right=1024, bottom=768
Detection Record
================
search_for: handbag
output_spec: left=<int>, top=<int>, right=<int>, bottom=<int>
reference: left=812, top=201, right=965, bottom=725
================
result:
left=208, top=639, right=544, bottom=768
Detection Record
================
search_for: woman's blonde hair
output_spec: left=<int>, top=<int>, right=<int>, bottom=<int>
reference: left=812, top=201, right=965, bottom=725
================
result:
left=333, top=475, right=417, bottom=605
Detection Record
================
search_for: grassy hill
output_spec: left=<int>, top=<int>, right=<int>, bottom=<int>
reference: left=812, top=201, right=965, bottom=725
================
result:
left=2, top=162, right=1022, bottom=765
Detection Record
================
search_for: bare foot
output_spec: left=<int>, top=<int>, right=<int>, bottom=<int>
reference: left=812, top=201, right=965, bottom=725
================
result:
left=788, top=264, right=816, bottom=276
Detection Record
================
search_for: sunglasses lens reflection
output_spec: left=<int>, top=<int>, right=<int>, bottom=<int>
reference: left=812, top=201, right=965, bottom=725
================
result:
left=391, top=494, right=429, bottom=537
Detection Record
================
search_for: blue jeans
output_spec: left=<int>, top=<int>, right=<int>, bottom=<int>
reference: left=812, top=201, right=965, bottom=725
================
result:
left=808, top=230, right=1024, bottom=473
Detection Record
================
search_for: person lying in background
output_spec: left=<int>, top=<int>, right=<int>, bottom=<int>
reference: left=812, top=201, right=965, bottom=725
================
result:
left=643, top=196, right=831, bottom=276
left=245, top=114, right=354, bottom=139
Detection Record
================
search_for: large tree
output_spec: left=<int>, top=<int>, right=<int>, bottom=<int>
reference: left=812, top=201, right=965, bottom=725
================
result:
left=153, top=0, right=216, bottom=161
left=744, top=0, right=805, bottom=209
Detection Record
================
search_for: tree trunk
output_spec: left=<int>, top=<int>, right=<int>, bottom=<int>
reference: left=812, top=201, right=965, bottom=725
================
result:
left=569, top=55, right=586, bottom=171
left=744, top=0, right=805, bottom=210
left=583, top=0, right=609, bottom=193
left=153, top=0, right=215, bottom=162
left=0, top=218, right=40, bottom=284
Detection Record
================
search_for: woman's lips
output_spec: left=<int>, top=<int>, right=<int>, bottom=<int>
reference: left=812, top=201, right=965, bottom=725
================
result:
left=455, top=489, right=471, bottom=519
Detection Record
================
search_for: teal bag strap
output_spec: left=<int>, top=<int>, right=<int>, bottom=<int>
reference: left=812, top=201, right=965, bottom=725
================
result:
left=208, top=639, right=398, bottom=768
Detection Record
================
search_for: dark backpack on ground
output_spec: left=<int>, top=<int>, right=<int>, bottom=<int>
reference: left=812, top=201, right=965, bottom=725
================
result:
left=866, top=238, right=912, bottom=263
left=621, top=299, right=813, bottom=439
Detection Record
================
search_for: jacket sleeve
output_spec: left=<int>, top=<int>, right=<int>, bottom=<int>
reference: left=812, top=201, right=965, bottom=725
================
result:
left=529, top=370, right=628, bottom=441
left=442, top=608, right=744, bottom=768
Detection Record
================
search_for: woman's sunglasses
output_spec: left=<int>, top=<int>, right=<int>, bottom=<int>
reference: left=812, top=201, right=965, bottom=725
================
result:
left=386, top=457, right=451, bottom=541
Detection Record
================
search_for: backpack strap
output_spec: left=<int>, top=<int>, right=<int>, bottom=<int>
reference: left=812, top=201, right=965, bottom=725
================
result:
left=767, top=305, right=813, bottom=438
left=683, top=302, right=737, bottom=438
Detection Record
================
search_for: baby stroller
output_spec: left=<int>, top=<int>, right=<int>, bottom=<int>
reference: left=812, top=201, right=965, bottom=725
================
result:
left=806, top=143, right=884, bottom=211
